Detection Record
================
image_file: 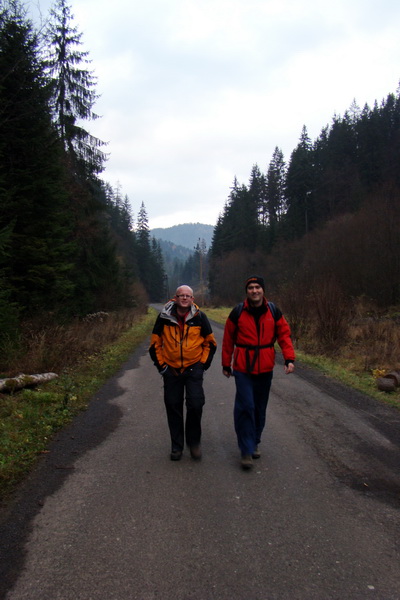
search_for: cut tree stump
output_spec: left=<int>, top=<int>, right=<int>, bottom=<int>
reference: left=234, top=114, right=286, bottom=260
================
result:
left=377, top=377, right=396, bottom=392
left=385, top=370, right=400, bottom=386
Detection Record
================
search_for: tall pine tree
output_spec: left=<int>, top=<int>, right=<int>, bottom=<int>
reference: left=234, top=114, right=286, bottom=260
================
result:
left=285, top=126, right=315, bottom=238
left=0, top=0, right=75, bottom=314
left=266, top=147, right=286, bottom=225
left=44, top=0, right=107, bottom=178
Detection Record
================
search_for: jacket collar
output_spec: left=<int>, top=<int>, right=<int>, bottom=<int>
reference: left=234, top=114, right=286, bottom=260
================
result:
left=161, top=300, right=199, bottom=323
left=243, top=297, right=267, bottom=310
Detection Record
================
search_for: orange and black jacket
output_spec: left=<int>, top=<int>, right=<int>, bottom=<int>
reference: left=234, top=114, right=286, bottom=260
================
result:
left=222, top=298, right=295, bottom=375
left=149, top=301, right=217, bottom=372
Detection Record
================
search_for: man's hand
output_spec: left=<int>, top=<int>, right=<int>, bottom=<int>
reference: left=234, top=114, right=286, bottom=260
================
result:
left=284, top=362, right=295, bottom=374
left=222, top=368, right=232, bottom=378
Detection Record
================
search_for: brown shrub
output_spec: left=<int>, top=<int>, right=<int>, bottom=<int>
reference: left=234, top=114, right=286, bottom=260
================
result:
left=347, top=318, right=400, bottom=372
left=311, top=277, right=350, bottom=351
left=1, top=308, right=145, bottom=376
left=275, top=283, right=311, bottom=345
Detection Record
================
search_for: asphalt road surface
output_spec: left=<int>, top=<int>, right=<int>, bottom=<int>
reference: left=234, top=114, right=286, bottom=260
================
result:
left=1, top=319, right=400, bottom=600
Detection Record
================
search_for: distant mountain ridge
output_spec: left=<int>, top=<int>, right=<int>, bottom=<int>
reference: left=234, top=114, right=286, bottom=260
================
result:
left=157, top=239, right=193, bottom=263
left=150, top=222, right=214, bottom=251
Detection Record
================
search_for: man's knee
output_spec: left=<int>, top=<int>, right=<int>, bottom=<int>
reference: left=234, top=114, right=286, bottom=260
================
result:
left=164, top=387, right=184, bottom=408
left=186, top=393, right=205, bottom=409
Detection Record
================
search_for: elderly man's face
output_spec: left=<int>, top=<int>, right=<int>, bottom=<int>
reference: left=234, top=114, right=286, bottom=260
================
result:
left=174, top=286, right=194, bottom=310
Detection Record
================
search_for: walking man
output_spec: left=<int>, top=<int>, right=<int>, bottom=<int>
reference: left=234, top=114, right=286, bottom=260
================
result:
left=222, top=276, right=295, bottom=470
left=149, top=285, right=217, bottom=461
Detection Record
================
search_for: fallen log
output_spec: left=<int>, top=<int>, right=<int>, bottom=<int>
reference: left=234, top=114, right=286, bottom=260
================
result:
left=0, top=372, right=58, bottom=393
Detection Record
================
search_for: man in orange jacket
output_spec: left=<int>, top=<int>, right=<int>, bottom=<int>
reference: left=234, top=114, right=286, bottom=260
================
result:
left=149, top=285, right=217, bottom=461
left=222, top=276, right=295, bottom=470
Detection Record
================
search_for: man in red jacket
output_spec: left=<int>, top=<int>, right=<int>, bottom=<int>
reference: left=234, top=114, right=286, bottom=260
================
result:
left=222, top=276, right=295, bottom=470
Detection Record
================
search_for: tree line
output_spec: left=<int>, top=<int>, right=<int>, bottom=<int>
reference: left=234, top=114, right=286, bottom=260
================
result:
left=2, top=0, right=399, bottom=355
left=0, top=0, right=165, bottom=350
left=209, top=90, right=400, bottom=310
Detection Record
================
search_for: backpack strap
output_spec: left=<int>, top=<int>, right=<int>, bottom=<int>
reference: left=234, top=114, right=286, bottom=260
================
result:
left=267, top=301, right=281, bottom=322
left=230, top=301, right=281, bottom=325
left=229, top=302, right=244, bottom=326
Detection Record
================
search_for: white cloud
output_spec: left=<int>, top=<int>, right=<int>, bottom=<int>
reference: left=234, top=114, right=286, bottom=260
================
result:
left=30, top=0, right=400, bottom=227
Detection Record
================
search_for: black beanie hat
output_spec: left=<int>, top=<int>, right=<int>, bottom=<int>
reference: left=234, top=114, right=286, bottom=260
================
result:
left=245, top=275, right=265, bottom=291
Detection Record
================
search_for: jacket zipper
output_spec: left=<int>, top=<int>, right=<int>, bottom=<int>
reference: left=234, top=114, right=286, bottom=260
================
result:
left=180, top=322, right=191, bottom=369
left=259, top=321, right=264, bottom=371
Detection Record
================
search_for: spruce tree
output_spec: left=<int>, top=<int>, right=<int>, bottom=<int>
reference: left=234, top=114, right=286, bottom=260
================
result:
left=227, top=181, right=259, bottom=252
left=135, top=202, right=152, bottom=295
left=266, top=147, right=286, bottom=224
left=285, top=126, right=315, bottom=238
left=134, top=203, right=166, bottom=300
left=0, top=0, right=75, bottom=314
left=44, top=0, right=107, bottom=177
left=248, top=164, right=266, bottom=226
left=149, top=238, right=166, bottom=301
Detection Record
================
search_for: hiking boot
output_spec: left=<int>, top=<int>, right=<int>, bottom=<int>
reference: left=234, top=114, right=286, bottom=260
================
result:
left=170, top=450, right=182, bottom=461
left=241, top=454, right=253, bottom=470
left=190, top=445, right=202, bottom=460
left=252, top=446, right=261, bottom=459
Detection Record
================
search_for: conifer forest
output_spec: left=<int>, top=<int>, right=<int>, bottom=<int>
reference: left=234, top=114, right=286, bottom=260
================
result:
left=0, top=0, right=165, bottom=347
left=209, top=107, right=400, bottom=309
left=1, top=0, right=400, bottom=365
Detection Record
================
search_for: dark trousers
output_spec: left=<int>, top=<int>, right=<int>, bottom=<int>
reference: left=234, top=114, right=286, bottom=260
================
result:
left=163, top=363, right=205, bottom=452
left=233, top=370, right=273, bottom=456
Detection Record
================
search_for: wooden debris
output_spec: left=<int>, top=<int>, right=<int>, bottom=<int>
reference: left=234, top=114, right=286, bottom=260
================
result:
left=385, top=370, right=400, bottom=386
left=377, top=377, right=396, bottom=392
left=0, top=372, right=58, bottom=393
left=376, top=370, right=400, bottom=392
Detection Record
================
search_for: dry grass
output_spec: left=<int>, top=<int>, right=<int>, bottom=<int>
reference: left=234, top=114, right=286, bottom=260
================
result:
left=206, top=305, right=400, bottom=407
left=204, top=306, right=231, bottom=324
left=1, top=309, right=145, bottom=377
left=345, top=318, right=400, bottom=373
left=0, top=308, right=156, bottom=502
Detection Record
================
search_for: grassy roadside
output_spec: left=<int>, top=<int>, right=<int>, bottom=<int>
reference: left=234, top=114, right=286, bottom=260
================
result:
left=206, top=306, right=400, bottom=408
left=0, top=308, right=156, bottom=504
left=1, top=304, right=399, bottom=504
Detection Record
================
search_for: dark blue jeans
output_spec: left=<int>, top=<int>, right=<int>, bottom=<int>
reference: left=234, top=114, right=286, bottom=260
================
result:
left=233, top=370, right=273, bottom=456
left=163, top=362, right=205, bottom=452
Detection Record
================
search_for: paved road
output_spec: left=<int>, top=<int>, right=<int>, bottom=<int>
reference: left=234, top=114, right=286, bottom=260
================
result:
left=1, top=320, right=399, bottom=600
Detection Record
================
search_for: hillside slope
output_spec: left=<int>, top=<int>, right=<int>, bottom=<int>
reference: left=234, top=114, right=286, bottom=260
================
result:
left=151, top=222, right=214, bottom=250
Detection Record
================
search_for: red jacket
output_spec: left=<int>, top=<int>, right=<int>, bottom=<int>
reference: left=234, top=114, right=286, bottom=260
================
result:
left=222, top=298, right=295, bottom=374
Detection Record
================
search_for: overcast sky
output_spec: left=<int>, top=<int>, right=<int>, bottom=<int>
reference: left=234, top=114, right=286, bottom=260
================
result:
left=29, top=0, right=400, bottom=229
